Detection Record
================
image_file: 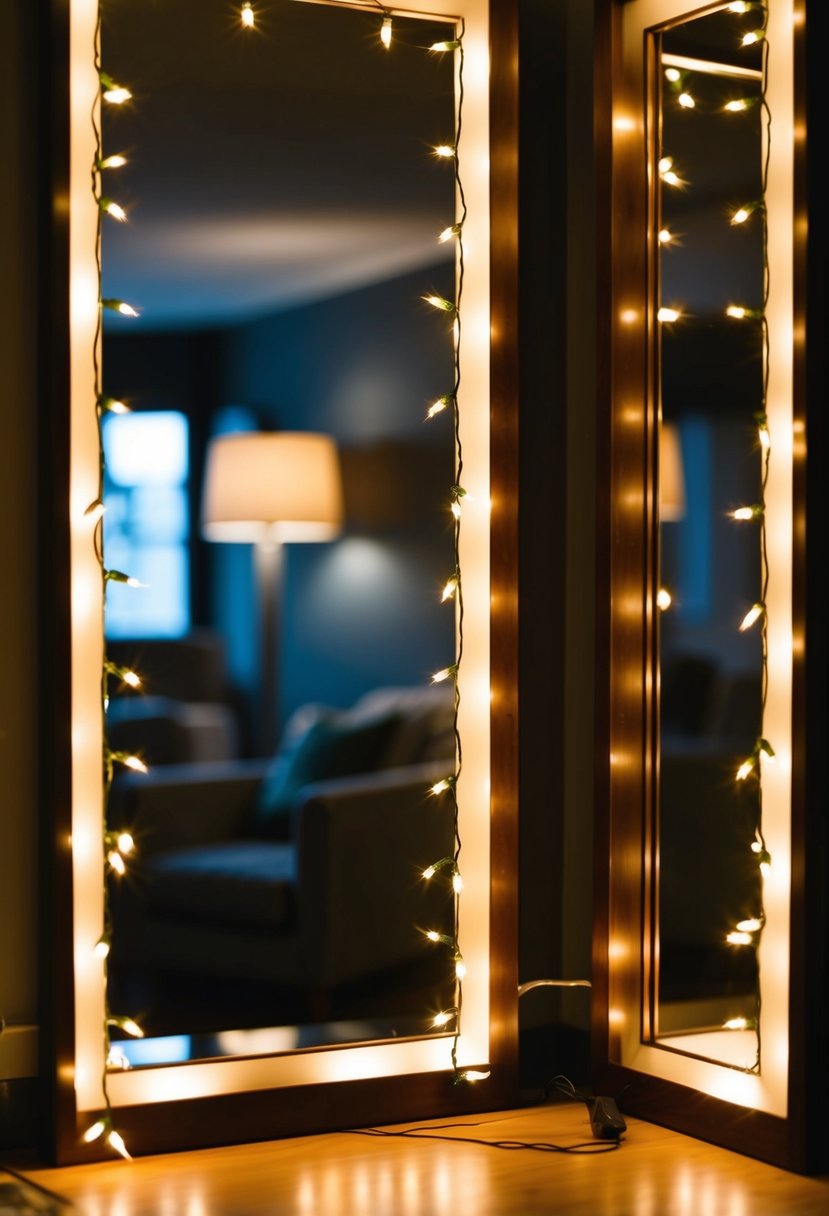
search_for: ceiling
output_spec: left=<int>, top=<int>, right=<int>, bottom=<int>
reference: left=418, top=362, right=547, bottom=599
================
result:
left=101, top=0, right=456, bottom=329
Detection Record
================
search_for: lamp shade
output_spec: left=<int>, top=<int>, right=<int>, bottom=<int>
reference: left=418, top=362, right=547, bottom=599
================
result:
left=202, top=431, right=343, bottom=543
left=659, top=421, right=686, bottom=523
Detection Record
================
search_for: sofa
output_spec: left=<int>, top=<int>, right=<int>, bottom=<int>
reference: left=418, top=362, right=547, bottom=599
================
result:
left=107, top=685, right=458, bottom=1020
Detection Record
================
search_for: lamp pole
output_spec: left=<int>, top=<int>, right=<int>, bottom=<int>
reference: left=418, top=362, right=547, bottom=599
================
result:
left=254, top=540, right=284, bottom=756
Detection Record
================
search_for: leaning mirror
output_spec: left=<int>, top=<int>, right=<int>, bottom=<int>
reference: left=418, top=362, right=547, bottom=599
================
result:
left=595, top=0, right=811, bottom=1171
left=51, top=0, right=518, bottom=1162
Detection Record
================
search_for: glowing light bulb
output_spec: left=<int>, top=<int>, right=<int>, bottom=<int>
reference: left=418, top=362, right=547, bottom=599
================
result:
left=728, top=1, right=749, bottom=11
left=736, top=918, right=763, bottom=933
left=726, top=931, right=753, bottom=946
left=430, top=779, right=451, bottom=795
left=381, top=15, right=392, bottom=48
left=658, top=229, right=673, bottom=245
left=94, top=937, right=110, bottom=959
left=730, top=202, right=759, bottom=225
left=83, top=1119, right=107, bottom=1144
left=742, top=30, right=764, bottom=47
left=430, top=40, right=460, bottom=52
left=450, top=501, right=462, bottom=520
left=727, top=305, right=748, bottom=319
left=431, top=666, right=456, bottom=684
left=657, top=307, right=681, bottom=323
left=736, top=758, right=756, bottom=781
left=117, top=832, right=135, bottom=855
left=724, top=1017, right=748, bottom=1030
left=107, top=1130, right=131, bottom=1160
left=658, top=156, right=673, bottom=173
left=439, top=223, right=461, bottom=244
left=725, top=99, right=749, bottom=112
left=101, top=396, right=130, bottom=414
left=739, top=603, right=764, bottom=631
left=433, top=144, right=456, bottom=159
left=432, top=1010, right=453, bottom=1027
left=455, top=957, right=467, bottom=980
left=758, top=424, right=771, bottom=452
left=123, top=755, right=148, bottom=773
left=427, top=395, right=451, bottom=420
left=99, top=154, right=127, bottom=169
left=101, top=199, right=127, bottom=222
left=241, top=3, right=254, bottom=28
left=664, top=68, right=681, bottom=82
left=452, top=873, right=463, bottom=894
left=122, top=670, right=141, bottom=688
left=422, top=865, right=436, bottom=880
left=119, top=1018, right=144, bottom=1039
left=441, top=577, right=458, bottom=602
left=732, top=505, right=761, bottom=520
left=656, top=588, right=672, bottom=611
left=460, top=1069, right=490, bottom=1082
left=423, top=293, right=456, bottom=313
left=677, top=92, right=695, bottom=109
left=662, top=169, right=682, bottom=187
left=103, top=86, right=131, bottom=105
left=107, top=850, right=126, bottom=877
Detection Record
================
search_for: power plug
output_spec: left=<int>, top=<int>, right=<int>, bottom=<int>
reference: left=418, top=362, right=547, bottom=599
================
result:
left=589, top=1095, right=627, bottom=1140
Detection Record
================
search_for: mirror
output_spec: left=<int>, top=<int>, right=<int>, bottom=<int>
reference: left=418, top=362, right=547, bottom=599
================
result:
left=595, top=0, right=800, bottom=1163
left=58, top=0, right=515, bottom=1162
left=98, top=0, right=461, bottom=1068
left=654, top=5, right=766, bottom=1069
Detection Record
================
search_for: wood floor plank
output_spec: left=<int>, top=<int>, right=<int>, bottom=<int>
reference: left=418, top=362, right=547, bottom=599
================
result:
left=19, top=1103, right=829, bottom=1215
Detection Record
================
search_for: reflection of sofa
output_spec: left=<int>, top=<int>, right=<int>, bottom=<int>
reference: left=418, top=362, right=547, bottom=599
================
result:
left=108, top=686, right=456, bottom=1007
left=106, top=630, right=242, bottom=765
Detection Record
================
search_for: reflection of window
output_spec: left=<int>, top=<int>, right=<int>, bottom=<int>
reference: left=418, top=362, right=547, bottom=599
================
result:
left=103, top=411, right=189, bottom=638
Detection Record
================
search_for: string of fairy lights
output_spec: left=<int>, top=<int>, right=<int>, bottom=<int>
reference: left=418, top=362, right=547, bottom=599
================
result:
left=658, top=0, right=771, bottom=1070
left=81, top=0, right=478, bottom=1157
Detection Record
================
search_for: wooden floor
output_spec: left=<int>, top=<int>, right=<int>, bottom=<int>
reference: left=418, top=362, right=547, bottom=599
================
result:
left=13, top=1102, right=829, bottom=1215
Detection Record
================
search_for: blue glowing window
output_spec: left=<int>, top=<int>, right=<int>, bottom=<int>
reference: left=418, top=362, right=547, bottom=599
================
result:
left=103, top=411, right=190, bottom=639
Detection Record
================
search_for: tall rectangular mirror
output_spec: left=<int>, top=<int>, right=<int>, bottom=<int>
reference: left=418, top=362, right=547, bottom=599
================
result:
left=46, top=0, right=518, bottom=1163
left=593, top=0, right=816, bottom=1171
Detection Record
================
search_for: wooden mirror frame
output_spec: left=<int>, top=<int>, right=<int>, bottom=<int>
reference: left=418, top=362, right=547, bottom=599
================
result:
left=40, top=0, right=518, bottom=1164
left=591, top=0, right=829, bottom=1173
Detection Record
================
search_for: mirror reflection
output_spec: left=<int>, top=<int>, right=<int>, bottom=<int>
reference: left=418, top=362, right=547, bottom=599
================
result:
left=654, top=4, right=766, bottom=1069
left=100, top=0, right=461, bottom=1067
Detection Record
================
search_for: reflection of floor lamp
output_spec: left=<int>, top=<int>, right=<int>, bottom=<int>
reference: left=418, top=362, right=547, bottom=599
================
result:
left=202, top=431, right=343, bottom=755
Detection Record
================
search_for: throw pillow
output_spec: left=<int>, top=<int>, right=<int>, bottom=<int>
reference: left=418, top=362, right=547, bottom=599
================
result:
left=250, top=707, right=400, bottom=839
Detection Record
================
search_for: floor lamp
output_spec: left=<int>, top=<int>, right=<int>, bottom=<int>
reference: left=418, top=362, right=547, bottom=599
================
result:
left=202, top=431, right=343, bottom=755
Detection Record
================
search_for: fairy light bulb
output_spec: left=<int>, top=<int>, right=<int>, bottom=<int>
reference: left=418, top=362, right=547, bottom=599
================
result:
left=742, top=30, right=764, bottom=47
left=728, top=1, right=750, bottom=11
left=380, top=15, right=392, bottom=48
left=117, top=832, right=135, bottom=855
left=727, top=305, right=748, bottom=319
left=122, top=755, right=148, bottom=773
left=85, top=499, right=106, bottom=523
left=427, top=395, right=451, bottom=420
left=736, top=758, right=756, bottom=781
left=98, top=154, right=127, bottom=169
left=430, top=778, right=451, bottom=795
left=430, top=40, right=460, bottom=52
left=101, top=199, right=127, bottom=222
left=439, top=224, right=461, bottom=243
left=423, top=293, right=456, bottom=313
left=431, top=665, right=457, bottom=684
left=758, top=422, right=771, bottom=452
left=94, top=937, right=110, bottom=959
left=455, top=957, right=467, bottom=980
left=422, top=865, right=437, bottom=880
left=107, top=850, right=126, bottom=877
left=450, top=501, right=462, bottom=520
left=83, top=1119, right=107, bottom=1144
left=101, top=396, right=130, bottom=414
left=677, top=92, right=695, bottom=109
left=724, top=1016, right=749, bottom=1030
left=433, top=144, right=456, bottom=159
left=656, top=588, right=672, bottom=610
left=725, top=98, right=749, bottom=112
left=727, top=931, right=753, bottom=946
left=730, top=202, right=760, bottom=225
left=102, top=85, right=131, bottom=105
left=426, top=930, right=442, bottom=943
left=122, top=670, right=140, bottom=688
left=441, top=576, right=458, bottom=602
left=658, top=229, right=673, bottom=245
left=657, top=307, right=681, bottom=323
left=460, top=1069, right=490, bottom=1082
left=241, top=3, right=254, bottom=28
left=432, top=1010, right=453, bottom=1027
left=107, top=1130, right=131, bottom=1160
left=119, top=1018, right=144, bottom=1038
left=664, top=67, right=681, bottom=82
left=732, top=505, right=762, bottom=521
left=736, top=918, right=763, bottom=933
left=739, top=603, right=764, bottom=631
left=452, top=872, right=463, bottom=894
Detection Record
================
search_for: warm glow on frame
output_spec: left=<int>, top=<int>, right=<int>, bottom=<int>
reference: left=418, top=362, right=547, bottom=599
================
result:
left=69, top=0, right=492, bottom=1117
